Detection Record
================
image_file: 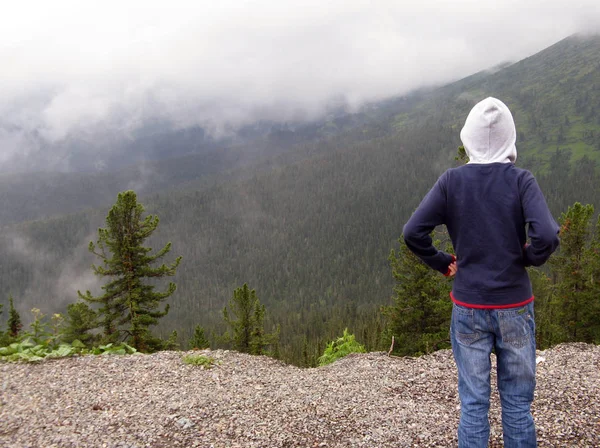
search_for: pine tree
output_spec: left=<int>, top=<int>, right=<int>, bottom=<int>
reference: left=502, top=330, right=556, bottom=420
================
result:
left=249, top=301, right=267, bottom=355
left=548, top=202, right=597, bottom=342
left=302, top=336, right=311, bottom=367
left=529, top=268, right=562, bottom=348
left=383, top=236, right=452, bottom=356
left=189, top=324, right=210, bottom=349
left=223, top=284, right=277, bottom=355
left=584, top=214, right=600, bottom=343
left=163, top=330, right=180, bottom=350
left=62, top=302, right=98, bottom=345
left=0, top=303, right=7, bottom=347
left=78, top=190, right=182, bottom=351
left=7, top=295, right=22, bottom=339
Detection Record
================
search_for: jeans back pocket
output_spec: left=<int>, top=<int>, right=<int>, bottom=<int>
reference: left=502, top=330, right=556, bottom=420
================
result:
left=452, top=304, right=480, bottom=346
left=498, top=306, right=533, bottom=349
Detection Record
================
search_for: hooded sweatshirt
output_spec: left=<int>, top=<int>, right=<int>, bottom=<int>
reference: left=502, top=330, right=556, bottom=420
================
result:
left=403, top=97, right=560, bottom=308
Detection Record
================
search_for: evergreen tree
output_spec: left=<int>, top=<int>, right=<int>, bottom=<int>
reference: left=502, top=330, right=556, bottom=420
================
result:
left=163, top=330, right=180, bottom=350
left=223, top=284, right=277, bottom=355
left=529, top=268, right=562, bottom=348
left=548, top=202, right=597, bottom=342
left=0, top=303, right=5, bottom=347
left=584, top=214, right=600, bottom=343
left=189, top=324, right=210, bottom=349
left=78, top=190, right=182, bottom=351
left=302, top=336, right=310, bottom=367
left=62, top=302, right=98, bottom=345
left=383, top=236, right=452, bottom=356
left=250, top=301, right=267, bottom=355
left=7, top=295, right=22, bottom=339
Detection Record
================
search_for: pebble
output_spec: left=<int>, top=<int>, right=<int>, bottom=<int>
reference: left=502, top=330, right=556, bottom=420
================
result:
left=0, top=344, right=599, bottom=447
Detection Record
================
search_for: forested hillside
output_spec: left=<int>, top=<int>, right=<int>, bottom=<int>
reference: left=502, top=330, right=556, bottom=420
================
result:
left=4, top=34, right=598, bottom=227
left=0, top=95, right=402, bottom=227
left=391, top=34, right=600, bottom=167
left=0, top=122, right=456, bottom=364
left=2, top=34, right=600, bottom=366
left=0, top=135, right=304, bottom=226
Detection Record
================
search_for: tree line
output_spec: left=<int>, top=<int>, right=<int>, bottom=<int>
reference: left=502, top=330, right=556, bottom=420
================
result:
left=0, top=191, right=280, bottom=358
left=2, top=189, right=599, bottom=365
left=2, top=36, right=600, bottom=366
left=387, top=201, right=600, bottom=356
left=2, top=119, right=600, bottom=365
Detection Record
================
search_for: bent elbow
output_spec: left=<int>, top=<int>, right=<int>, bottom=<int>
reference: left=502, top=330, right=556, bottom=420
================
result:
left=541, top=230, right=560, bottom=254
left=403, top=222, right=422, bottom=249
left=527, top=232, right=560, bottom=267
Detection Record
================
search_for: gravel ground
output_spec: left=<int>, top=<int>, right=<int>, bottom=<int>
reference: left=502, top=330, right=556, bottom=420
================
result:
left=1, top=343, right=599, bottom=447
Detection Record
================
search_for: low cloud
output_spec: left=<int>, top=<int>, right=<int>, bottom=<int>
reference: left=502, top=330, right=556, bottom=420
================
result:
left=1, top=0, right=599, bottom=171
left=4, top=230, right=101, bottom=318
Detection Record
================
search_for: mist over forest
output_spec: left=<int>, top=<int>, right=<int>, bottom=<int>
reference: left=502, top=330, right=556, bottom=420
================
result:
left=2, top=2, right=600, bottom=366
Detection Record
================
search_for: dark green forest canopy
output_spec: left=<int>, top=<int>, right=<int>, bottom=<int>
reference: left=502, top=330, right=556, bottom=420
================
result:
left=2, top=34, right=600, bottom=365
left=0, top=123, right=454, bottom=364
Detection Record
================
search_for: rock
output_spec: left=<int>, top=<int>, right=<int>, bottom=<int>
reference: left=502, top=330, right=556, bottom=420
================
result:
left=176, top=417, right=195, bottom=429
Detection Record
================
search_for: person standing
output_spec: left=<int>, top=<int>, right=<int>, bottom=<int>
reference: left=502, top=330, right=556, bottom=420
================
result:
left=403, top=97, right=559, bottom=447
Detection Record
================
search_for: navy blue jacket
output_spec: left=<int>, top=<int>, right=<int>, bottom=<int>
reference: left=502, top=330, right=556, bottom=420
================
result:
left=403, top=163, right=560, bottom=308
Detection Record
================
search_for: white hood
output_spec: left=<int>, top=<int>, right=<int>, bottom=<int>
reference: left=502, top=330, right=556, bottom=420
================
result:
left=460, top=97, right=517, bottom=164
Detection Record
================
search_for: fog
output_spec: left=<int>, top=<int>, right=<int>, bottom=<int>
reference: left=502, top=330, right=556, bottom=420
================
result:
left=1, top=0, right=600, bottom=171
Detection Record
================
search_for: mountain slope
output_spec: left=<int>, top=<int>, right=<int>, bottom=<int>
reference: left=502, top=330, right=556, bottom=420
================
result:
left=2, top=34, right=600, bottom=365
left=4, top=34, right=598, bottom=227
left=0, top=97, right=402, bottom=227
left=390, top=33, right=600, bottom=167
left=0, top=145, right=241, bottom=226
left=0, top=121, right=457, bottom=363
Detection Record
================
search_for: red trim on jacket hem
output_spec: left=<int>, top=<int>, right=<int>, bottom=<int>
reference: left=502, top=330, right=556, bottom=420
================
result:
left=450, top=292, right=534, bottom=309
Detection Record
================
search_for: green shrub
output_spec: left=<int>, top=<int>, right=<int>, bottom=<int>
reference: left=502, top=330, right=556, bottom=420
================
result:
left=90, top=342, right=137, bottom=356
left=0, top=339, right=137, bottom=363
left=318, top=328, right=366, bottom=366
left=188, top=325, right=210, bottom=350
left=182, top=354, right=216, bottom=368
left=0, top=331, right=12, bottom=348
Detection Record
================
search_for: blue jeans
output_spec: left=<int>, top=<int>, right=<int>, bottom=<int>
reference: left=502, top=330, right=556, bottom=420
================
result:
left=450, top=301, right=537, bottom=448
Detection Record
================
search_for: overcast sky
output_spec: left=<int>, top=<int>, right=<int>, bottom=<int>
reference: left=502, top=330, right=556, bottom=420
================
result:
left=1, top=0, right=600, bottom=146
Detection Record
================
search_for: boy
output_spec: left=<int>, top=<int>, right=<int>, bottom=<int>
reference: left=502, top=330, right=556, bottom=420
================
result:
left=403, top=97, right=559, bottom=447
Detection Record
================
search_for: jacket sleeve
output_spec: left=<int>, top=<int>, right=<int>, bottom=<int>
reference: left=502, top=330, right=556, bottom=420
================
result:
left=403, top=173, right=455, bottom=274
left=521, top=173, right=560, bottom=267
